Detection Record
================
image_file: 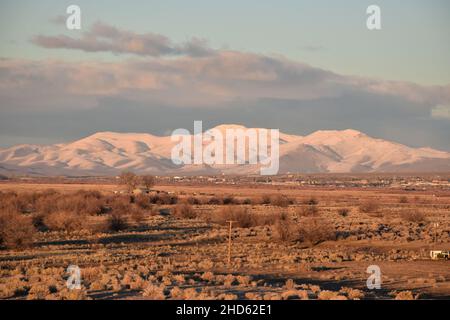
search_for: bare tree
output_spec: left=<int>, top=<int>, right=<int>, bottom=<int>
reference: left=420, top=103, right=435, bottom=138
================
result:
left=141, top=175, right=156, bottom=190
left=118, top=171, right=139, bottom=193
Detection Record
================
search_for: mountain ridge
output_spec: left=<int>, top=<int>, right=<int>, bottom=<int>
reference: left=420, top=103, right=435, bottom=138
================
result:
left=1, top=125, right=449, bottom=176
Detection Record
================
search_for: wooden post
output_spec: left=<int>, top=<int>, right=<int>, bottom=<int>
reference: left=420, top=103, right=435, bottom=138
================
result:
left=433, top=222, right=439, bottom=243
left=226, top=221, right=236, bottom=266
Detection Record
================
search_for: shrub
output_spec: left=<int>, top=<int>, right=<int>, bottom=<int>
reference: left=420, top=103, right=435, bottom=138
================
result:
left=82, top=196, right=103, bottom=215
left=273, top=212, right=295, bottom=242
left=118, top=171, right=139, bottom=193
left=8, top=192, right=38, bottom=214
left=33, top=190, right=103, bottom=216
left=285, top=279, right=295, bottom=290
left=0, top=212, right=36, bottom=249
left=31, top=213, right=48, bottom=231
left=223, top=195, right=237, bottom=205
left=141, top=175, right=156, bottom=190
left=27, top=284, right=51, bottom=300
left=359, top=200, right=380, bottom=213
left=207, top=196, right=222, bottom=205
left=271, top=194, right=293, bottom=207
left=173, top=204, right=197, bottom=219
left=130, top=207, right=146, bottom=225
left=318, top=290, right=345, bottom=300
left=261, top=195, right=272, bottom=205
left=399, top=196, right=409, bottom=204
left=43, top=211, right=87, bottom=232
left=303, top=197, right=318, bottom=205
left=296, top=217, right=336, bottom=245
left=256, top=213, right=278, bottom=226
left=297, top=205, right=319, bottom=217
left=340, top=287, right=365, bottom=300
left=142, top=284, right=166, bottom=300
left=74, top=189, right=102, bottom=199
left=107, top=212, right=128, bottom=231
left=400, top=210, right=426, bottom=223
left=109, top=198, right=132, bottom=215
left=35, top=194, right=59, bottom=214
left=134, top=194, right=151, bottom=209
left=338, top=208, right=350, bottom=217
left=149, top=193, right=178, bottom=205
left=185, top=196, right=202, bottom=205
left=394, top=291, right=415, bottom=300
left=214, top=207, right=253, bottom=228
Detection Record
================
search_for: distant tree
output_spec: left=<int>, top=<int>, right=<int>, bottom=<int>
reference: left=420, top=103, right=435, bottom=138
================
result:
left=141, top=175, right=156, bottom=190
left=118, top=171, right=139, bottom=193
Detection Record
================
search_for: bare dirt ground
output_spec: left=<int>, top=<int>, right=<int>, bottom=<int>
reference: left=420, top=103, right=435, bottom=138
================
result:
left=0, top=181, right=449, bottom=300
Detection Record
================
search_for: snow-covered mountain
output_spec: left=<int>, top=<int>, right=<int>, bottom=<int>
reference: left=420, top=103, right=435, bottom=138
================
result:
left=0, top=125, right=449, bottom=176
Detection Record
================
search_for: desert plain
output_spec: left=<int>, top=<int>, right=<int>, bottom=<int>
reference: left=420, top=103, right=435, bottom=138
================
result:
left=0, top=175, right=449, bottom=300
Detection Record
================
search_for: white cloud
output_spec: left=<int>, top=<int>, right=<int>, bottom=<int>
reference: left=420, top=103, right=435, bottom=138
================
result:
left=0, top=22, right=448, bottom=112
left=431, top=105, right=450, bottom=120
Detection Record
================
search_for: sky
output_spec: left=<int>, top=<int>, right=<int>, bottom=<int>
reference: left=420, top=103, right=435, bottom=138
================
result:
left=0, top=0, right=449, bottom=150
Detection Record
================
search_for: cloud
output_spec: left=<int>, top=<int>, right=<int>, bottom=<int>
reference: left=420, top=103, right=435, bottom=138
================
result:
left=32, top=22, right=214, bottom=57
left=1, top=23, right=450, bottom=150
left=27, top=22, right=450, bottom=107
left=431, top=105, right=450, bottom=120
left=1, top=52, right=448, bottom=110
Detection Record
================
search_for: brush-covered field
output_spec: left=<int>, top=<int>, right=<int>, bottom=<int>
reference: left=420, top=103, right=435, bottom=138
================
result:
left=0, top=181, right=449, bottom=300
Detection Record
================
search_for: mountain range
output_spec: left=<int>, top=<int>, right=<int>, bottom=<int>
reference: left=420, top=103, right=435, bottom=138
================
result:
left=1, top=125, right=449, bottom=176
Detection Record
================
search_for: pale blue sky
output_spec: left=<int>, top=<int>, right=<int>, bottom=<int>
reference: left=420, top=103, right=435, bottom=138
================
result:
left=1, top=0, right=449, bottom=85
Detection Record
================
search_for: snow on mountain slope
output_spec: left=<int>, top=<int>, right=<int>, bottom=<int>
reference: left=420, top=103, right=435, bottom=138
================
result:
left=0, top=126, right=449, bottom=176
left=291, top=129, right=449, bottom=173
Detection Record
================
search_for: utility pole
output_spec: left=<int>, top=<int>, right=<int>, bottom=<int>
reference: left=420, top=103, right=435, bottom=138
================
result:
left=433, top=222, right=439, bottom=243
left=226, top=221, right=236, bottom=267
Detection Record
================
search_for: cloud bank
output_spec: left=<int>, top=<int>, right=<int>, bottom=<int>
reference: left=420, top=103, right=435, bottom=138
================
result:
left=1, top=51, right=449, bottom=109
left=1, top=22, right=450, bottom=150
